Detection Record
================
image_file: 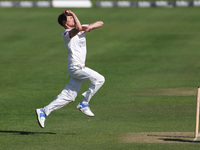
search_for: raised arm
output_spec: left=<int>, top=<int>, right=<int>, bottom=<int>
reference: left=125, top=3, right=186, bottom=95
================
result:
left=81, top=21, right=104, bottom=33
left=89, top=21, right=104, bottom=31
left=63, top=10, right=82, bottom=38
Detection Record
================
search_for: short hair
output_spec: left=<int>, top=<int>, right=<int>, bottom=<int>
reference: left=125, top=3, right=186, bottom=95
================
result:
left=58, top=13, right=66, bottom=27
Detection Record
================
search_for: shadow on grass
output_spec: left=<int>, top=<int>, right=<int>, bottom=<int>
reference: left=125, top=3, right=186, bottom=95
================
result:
left=0, top=130, right=56, bottom=135
left=162, top=138, right=200, bottom=143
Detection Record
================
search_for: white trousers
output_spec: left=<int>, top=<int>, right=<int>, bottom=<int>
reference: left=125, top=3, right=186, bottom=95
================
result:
left=43, top=65, right=105, bottom=116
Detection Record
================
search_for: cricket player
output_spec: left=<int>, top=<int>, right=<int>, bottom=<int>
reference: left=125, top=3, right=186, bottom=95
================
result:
left=36, top=10, right=105, bottom=128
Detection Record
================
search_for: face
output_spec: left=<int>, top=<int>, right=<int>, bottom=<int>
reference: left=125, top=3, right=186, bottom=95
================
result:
left=65, top=15, right=74, bottom=28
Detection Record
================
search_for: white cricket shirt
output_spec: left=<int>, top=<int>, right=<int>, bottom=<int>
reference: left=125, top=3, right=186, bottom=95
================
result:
left=62, top=25, right=88, bottom=66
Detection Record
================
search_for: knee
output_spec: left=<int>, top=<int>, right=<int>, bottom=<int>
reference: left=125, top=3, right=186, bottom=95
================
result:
left=91, top=74, right=105, bottom=86
left=98, top=75, right=105, bottom=85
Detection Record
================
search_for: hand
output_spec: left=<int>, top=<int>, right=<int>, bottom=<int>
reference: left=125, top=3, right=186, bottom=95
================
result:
left=62, top=10, right=74, bottom=16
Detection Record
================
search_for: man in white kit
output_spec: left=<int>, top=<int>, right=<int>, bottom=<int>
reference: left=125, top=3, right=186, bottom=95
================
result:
left=36, top=10, right=105, bottom=128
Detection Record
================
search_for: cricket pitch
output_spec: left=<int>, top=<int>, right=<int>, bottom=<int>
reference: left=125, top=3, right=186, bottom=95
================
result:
left=120, top=132, right=200, bottom=143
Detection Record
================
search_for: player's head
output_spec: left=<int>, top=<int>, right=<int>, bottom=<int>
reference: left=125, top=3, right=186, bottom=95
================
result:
left=58, top=13, right=75, bottom=28
left=58, top=13, right=67, bottom=27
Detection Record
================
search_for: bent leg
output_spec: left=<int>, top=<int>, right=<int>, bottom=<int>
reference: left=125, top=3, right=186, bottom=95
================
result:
left=43, top=77, right=82, bottom=116
left=80, top=67, right=105, bottom=103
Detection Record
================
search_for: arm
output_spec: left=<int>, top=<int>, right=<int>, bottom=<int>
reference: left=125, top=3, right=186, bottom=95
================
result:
left=63, top=10, right=82, bottom=38
left=89, top=21, right=104, bottom=31
left=81, top=21, right=104, bottom=33
left=70, top=11, right=82, bottom=32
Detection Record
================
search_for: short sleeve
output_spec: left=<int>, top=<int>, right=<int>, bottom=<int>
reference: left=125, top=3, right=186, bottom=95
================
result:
left=62, top=30, right=71, bottom=40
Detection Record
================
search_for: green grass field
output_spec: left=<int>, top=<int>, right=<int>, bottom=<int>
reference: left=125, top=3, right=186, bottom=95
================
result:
left=1, top=7, right=200, bottom=150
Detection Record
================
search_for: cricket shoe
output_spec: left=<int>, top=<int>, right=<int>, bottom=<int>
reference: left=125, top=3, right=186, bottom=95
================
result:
left=36, top=108, right=46, bottom=128
left=77, top=101, right=94, bottom=117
